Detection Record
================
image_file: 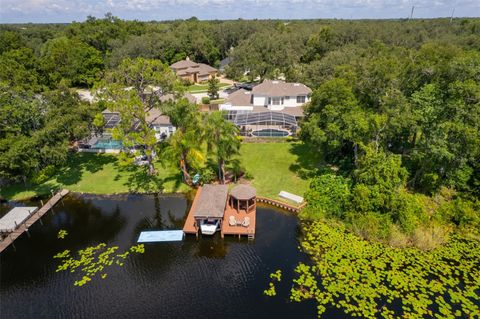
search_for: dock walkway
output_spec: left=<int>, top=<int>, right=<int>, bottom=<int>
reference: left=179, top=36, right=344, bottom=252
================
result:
left=0, top=189, right=70, bottom=253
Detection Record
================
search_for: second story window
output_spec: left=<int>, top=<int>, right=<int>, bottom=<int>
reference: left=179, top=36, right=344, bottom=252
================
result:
left=272, top=97, right=281, bottom=105
left=296, top=96, right=306, bottom=103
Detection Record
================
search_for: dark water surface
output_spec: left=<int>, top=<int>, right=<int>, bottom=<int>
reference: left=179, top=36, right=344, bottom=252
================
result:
left=0, top=194, right=321, bottom=319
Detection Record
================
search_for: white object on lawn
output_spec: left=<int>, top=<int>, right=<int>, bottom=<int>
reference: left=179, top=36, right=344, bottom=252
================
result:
left=278, top=191, right=304, bottom=204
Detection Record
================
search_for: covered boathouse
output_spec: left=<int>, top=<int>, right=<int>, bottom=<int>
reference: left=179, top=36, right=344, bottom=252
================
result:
left=183, top=184, right=256, bottom=239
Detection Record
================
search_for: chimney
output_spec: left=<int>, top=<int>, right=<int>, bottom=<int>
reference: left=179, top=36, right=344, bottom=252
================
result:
left=186, top=56, right=190, bottom=61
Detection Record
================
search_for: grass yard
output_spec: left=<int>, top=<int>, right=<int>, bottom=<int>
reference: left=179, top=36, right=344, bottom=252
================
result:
left=1, top=142, right=323, bottom=204
left=0, top=153, right=189, bottom=201
left=187, top=82, right=230, bottom=93
left=238, top=142, right=323, bottom=201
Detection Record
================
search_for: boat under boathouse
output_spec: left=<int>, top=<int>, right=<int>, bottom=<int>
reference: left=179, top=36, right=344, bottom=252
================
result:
left=183, top=184, right=257, bottom=239
left=183, top=184, right=229, bottom=236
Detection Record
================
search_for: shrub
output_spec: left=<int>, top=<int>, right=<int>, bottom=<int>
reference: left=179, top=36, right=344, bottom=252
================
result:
left=438, top=198, right=480, bottom=229
left=349, top=211, right=392, bottom=241
left=391, top=189, right=426, bottom=234
left=30, top=165, right=56, bottom=184
left=200, top=167, right=216, bottom=184
left=201, top=96, right=210, bottom=104
left=302, top=174, right=351, bottom=220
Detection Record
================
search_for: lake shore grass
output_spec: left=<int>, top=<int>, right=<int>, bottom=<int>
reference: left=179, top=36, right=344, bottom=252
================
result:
left=1, top=142, right=322, bottom=202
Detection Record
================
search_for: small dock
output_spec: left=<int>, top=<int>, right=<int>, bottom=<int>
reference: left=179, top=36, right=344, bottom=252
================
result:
left=183, top=185, right=256, bottom=239
left=0, top=189, right=70, bottom=253
left=182, top=187, right=202, bottom=235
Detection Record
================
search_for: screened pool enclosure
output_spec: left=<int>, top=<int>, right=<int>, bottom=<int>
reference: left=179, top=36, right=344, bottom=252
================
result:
left=227, top=111, right=298, bottom=137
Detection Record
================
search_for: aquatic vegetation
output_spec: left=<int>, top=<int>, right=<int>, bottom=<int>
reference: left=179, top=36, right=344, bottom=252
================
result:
left=273, top=221, right=480, bottom=318
left=57, top=229, right=68, bottom=239
left=264, top=270, right=282, bottom=297
left=53, top=243, right=145, bottom=287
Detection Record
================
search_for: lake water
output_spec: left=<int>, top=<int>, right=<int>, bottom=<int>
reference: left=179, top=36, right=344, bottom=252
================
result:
left=0, top=193, right=329, bottom=319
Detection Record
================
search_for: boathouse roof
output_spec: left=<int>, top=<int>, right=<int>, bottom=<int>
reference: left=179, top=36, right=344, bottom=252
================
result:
left=193, top=184, right=229, bottom=218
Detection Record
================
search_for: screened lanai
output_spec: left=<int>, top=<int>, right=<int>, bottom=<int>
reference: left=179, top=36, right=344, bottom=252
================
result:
left=227, top=111, right=298, bottom=137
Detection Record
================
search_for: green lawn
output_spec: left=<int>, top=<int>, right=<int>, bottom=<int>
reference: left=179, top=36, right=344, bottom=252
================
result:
left=238, top=142, right=323, bottom=201
left=0, top=153, right=189, bottom=201
left=187, top=82, right=230, bottom=93
left=1, top=142, right=322, bottom=203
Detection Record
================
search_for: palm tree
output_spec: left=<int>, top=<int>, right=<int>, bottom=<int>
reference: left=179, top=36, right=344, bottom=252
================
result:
left=162, top=128, right=204, bottom=184
left=204, top=112, right=241, bottom=183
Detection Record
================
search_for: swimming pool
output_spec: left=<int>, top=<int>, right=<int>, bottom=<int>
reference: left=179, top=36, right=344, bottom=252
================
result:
left=251, top=129, right=290, bottom=137
left=92, top=138, right=122, bottom=149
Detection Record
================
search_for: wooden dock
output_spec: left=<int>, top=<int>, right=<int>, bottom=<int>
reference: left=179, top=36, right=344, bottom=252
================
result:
left=182, top=187, right=202, bottom=235
left=221, top=203, right=256, bottom=239
left=183, top=187, right=256, bottom=239
left=0, top=189, right=70, bottom=253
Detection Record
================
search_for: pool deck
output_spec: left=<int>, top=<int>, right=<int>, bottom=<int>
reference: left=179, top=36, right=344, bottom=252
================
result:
left=183, top=187, right=256, bottom=239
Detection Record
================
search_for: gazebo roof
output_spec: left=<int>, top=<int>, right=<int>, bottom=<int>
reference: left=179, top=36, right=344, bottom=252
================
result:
left=231, top=185, right=256, bottom=200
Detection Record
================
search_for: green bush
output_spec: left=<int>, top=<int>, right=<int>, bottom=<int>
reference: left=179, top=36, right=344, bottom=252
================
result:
left=439, top=198, right=480, bottom=229
left=201, top=96, right=210, bottom=104
left=391, top=189, right=426, bottom=234
left=30, top=165, right=56, bottom=184
left=349, top=211, right=393, bottom=241
left=302, top=174, right=351, bottom=220
left=200, top=167, right=216, bottom=184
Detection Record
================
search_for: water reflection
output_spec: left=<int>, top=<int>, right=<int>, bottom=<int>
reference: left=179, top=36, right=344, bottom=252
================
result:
left=0, top=193, right=322, bottom=319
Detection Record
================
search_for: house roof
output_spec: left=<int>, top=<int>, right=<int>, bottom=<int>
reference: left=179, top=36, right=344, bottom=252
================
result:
left=230, top=185, right=256, bottom=200
left=159, top=92, right=196, bottom=104
left=252, top=80, right=312, bottom=97
left=225, top=89, right=252, bottom=106
left=145, top=108, right=172, bottom=125
left=193, top=185, right=229, bottom=218
left=170, top=59, right=199, bottom=70
left=197, top=63, right=217, bottom=76
left=171, top=58, right=218, bottom=76
left=177, top=67, right=200, bottom=76
left=224, top=89, right=304, bottom=117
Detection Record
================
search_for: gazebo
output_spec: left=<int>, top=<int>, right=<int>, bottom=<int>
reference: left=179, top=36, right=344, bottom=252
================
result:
left=230, top=185, right=256, bottom=213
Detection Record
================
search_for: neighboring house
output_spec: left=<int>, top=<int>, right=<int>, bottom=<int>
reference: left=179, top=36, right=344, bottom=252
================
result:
left=100, top=107, right=176, bottom=142
left=145, top=108, right=176, bottom=141
left=170, top=57, right=218, bottom=83
left=80, top=92, right=196, bottom=153
left=251, top=80, right=311, bottom=111
left=219, top=80, right=312, bottom=137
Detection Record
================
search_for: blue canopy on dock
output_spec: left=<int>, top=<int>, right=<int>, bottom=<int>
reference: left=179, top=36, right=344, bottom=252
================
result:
left=137, top=230, right=184, bottom=243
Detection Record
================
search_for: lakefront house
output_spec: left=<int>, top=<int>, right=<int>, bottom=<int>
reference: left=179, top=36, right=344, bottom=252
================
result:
left=170, top=57, right=218, bottom=83
left=220, top=80, right=312, bottom=137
